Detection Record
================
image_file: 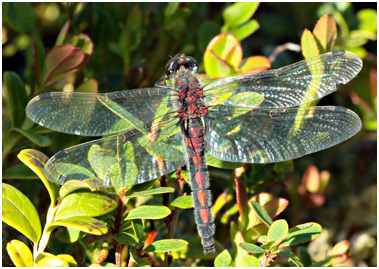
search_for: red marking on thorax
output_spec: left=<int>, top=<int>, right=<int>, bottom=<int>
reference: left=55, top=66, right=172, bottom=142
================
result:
left=190, top=127, right=200, bottom=137
left=197, top=191, right=207, bottom=207
left=200, top=209, right=209, bottom=224
left=188, top=104, right=198, bottom=112
left=195, top=172, right=205, bottom=188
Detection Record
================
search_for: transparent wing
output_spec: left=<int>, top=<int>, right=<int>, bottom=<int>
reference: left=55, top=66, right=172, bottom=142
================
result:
left=26, top=87, right=176, bottom=136
left=206, top=106, right=361, bottom=163
left=44, top=118, right=186, bottom=187
left=204, top=51, right=362, bottom=108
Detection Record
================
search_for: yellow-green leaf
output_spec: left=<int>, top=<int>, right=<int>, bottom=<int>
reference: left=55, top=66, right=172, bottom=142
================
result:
left=240, top=255, right=260, bottom=267
left=2, top=183, right=41, bottom=243
left=143, top=239, right=188, bottom=253
left=214, top=249, right=233, bottom=267
left=280, top=222, right=322, bottom=247
left=18, top=149, right=59, bottom=203
left=55, top=192, right=118, bottom=219
left=169, top=195, right=194, bottom=209
left=47, top=216, right=108, bottom=235
left=124, top=205, right=171, bottom=220
left=57, top=254, right=77, bottom=267
left=267, top=219, right=289, bottom=247
left=6, top=239, right=33, bottom=267
left=240, top=55, right=271, bottom=73
left=301, top=28, right=320, bottom=59
left=126, top=187, right=175, bottom=199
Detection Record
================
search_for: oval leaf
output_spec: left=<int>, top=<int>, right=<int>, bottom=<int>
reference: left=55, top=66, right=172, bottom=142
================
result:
left=6, top=240, right=33, bottom=267
left=59, top=178, right=104, bottom=199
left=313, top=14, right=337, bottom=53
left=214, top=249, right=233, bottom=267
left=3, top=3, right=35, bottom=34
left=35, top=255, right=68, bottom=267
left=47, top=216, right=108, bottom=235
left=240, top=56, right=271, bottom=73
left=240, top=255, right=260, bottom=267
left=55, top=192, right=118, bottom=219
left=231, top=19, right=260, bottom=41
left=57, top=254, right=77, bottom=266
left=240, top=242, right=266, bottom=253
left=280, top=222, right=322, bottom=247
left=18, top=149, right=59, bottom=203
left=55, top=226, right=83, bottom=243
left=301, top=28, right=320, bottom=60
left=126, top=187, right=175, bottom=199
left=251, top=201, right=273, bottom=227
left=44, top=43, right=85, bottom=84
left=3, top=71, right=28, bottom=127
left=267, top=219, right=289, bottom=246
left=223, top=2, right=259, bottom=28
left=143, top=239, right=188, bottom=253
left=114, top=232, right=139, bottom=245
left=169, top=195, right=193, bottom=209
left=13, top=128, right=51, bottom=147
left=124, top=205, right=171, bottom=220
left=76, top=78, right=98, bottom=93
left=2, top=183, right=41, bottom=243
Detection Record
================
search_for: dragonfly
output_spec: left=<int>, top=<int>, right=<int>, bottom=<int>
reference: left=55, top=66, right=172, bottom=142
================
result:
left=26, top=50, right=362, bottom=254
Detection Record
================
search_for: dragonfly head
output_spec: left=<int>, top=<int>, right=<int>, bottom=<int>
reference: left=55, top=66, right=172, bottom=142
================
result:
left=165, top=55, right=199, bottom=78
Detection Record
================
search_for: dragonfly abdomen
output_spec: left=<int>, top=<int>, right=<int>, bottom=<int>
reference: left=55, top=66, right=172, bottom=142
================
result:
left=183, top=118, right=215, bottom=254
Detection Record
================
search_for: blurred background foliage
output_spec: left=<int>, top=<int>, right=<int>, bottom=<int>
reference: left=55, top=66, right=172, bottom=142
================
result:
left=2, top=2, right=377, bottom=266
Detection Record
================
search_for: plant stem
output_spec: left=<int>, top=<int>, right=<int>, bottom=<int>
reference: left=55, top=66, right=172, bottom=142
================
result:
left=114, top=188, right=126, bottom=267
left=163, top=169, right=185, bottom=267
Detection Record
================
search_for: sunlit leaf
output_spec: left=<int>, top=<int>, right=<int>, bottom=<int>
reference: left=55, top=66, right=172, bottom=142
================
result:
left=169, top=195, right=194, bottom=209
left=240, top=255, right=260, bottom=267
left=251, top=201, right=273, bottom=227
left=240, top=243, right=266, bottom=253
left=6, top=240, right=33, bottom=267
left=223, top=2, right=259, bottom=28
left=214, top=249, right=233, bottom=267
left=124, top=205, right=171, bottom=220
left=143, top=239, right=188, bottom=253
left=114, top=232, right=139, bottom=245
left=47, top=216, right=108, bottom=235
left=2, top=183, right=41, bottom=243
left=280, top=222, right=322, bottom=247
left=55, top=192, right=118, bottom=219
left=267, top=219, right=289, bottom=247
left=313, top=14, right=337, bottom=53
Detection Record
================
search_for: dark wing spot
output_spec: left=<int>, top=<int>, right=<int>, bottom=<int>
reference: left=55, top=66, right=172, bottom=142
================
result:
left=332, top=50, right=345, bottom=57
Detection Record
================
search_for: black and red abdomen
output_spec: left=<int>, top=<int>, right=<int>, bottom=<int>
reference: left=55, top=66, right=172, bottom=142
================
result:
left=174, top=73, right=215, bottom=253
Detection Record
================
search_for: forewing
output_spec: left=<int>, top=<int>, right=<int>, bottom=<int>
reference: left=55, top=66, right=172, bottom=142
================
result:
left=26, top=87, right=175, bottom=136
left=204, top=51, right=362, bottom=108
left=44, top=118, right=185, bottom=187
left=206, top=106, right=361, bottom=163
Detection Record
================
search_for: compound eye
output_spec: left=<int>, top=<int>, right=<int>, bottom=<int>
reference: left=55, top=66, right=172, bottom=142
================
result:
left=185, top=56, right=199, bottom=74
left=165, top=58, right=179, bottom=77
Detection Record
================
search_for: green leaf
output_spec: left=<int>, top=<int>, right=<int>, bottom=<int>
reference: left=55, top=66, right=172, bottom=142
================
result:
left=2, top=183, right=41, bottom=243
left=297, top=246, right=312, bottom=267
left=55, top=192, right=118, bottom=219
left=267, top=219, right=289, bottom=247
left=239, top=243, right=266, bottom=253
left=230, top=222, right=249, bottom=266
left=311, top=258, right=332, bottom=267
left=55, top=163, right=97, bottom=180
left=251, top=201, right=273, bottom=226
left=301, top=29, right=320, bottom=60
left=76, top=79, right=98, bottom=93
left=47, top=216, right=108, bottom=235
left=206, top=153, right=244, bottom=169
left=59, top=178, right=105, bottom=199
left=35, top=253, right=69, bottom=267
left=3, top=3, right=36, bottom=34
left=34, top=38, right=46, bottom=87
left=223, top=2, right=259, bottom=28
left=18, top=149, right=59, bottom=203
left=357, top=9, right=377, bottom=32
left=55, top=19, right=71, bottom=46
left=90, top=262, right=118, bottom=267
left=312, top=14, right=337, bottom=53
left=13, top=128, right=52, bottom=147
left=124, top=205, right=171, bottom=220
left=214, top=249, right=233, bottom=267
left=231, top=19, right=260, bottom=41
left=114, top=232, right=139, bottom=245
left=4, top=71, right=28, bottom=127
left=280, top=222, right=322, bottom=247
left=278, top=249, right=304, bottom=267
left=3, top=164, right=39, bottom=179
left=126, top=187, right=175, bottom=199
left=66, top=33, right=94, bottom=58
left=88, top=144, right=116, bottom=179
left=235, top=178, right=249, bottom=229
left=132, top=219, right=144, bottom=245
left=240, top=255, right=260, bottom=267
left=55, top=226, right=83, bottom=243
left=143, top=239, right=188, bottom=253
left=57, top=254, right=77, bottom=266
left=6, top=240, right=33, bottom=267
left=169, top=195, right=193, bottom=209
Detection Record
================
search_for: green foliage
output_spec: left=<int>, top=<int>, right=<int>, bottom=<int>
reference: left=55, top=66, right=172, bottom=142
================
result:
left=2, top=2, right=376, bottom=267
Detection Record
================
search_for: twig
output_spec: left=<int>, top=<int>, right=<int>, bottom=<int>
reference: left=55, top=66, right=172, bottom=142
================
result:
left=163, top=169, right=185, bottom=267
left=268, top=43, right=301, bottom=63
